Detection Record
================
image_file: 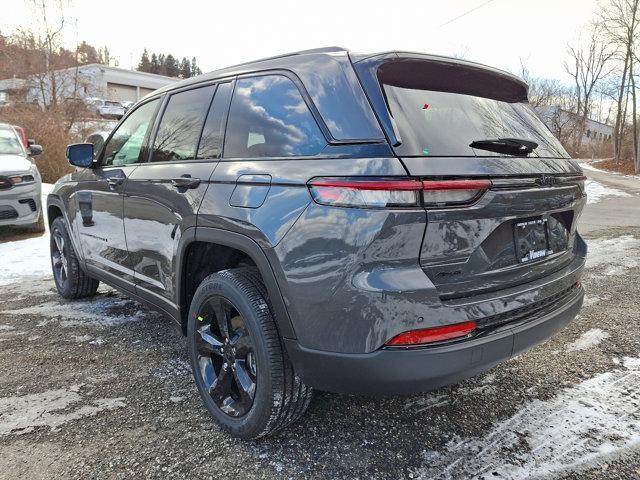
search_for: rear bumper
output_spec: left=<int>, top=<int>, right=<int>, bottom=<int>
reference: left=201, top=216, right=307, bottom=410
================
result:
left=285, top=285, right=583, bottom=395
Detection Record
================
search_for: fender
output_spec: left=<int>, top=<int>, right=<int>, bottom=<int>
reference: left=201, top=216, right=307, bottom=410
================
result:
left=176, top=226, right=297, bottom=340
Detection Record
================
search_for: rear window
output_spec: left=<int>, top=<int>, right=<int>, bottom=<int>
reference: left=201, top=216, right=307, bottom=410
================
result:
left=380, top=61, right=569, bottom=158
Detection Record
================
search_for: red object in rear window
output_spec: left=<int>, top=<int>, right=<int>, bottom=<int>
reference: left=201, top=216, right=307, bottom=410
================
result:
left=385, top=321, right=477, bottom=346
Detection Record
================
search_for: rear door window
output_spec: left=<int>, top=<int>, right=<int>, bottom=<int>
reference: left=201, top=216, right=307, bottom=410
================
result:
left=224, top=75, right=326, bottom=158
left=151, top=85, right=215, bottom=162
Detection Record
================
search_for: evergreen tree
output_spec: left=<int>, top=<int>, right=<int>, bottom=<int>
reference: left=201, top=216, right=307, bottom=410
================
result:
left=165, top=54, right=179, bottom=77
left=76, top=41, right=100, bottom=64
left=158, top=54, right=166, bottom=75
left=191, top=57, right=202, bottom=76
left=179, top=57, right=191, bottom=78
left=150, top=53, right=159, bottom=74
left=137, top=48, right=151, bottom=72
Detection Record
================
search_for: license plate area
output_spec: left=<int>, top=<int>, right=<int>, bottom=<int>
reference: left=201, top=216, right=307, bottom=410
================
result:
left=514, top=217, right=552, bottom=263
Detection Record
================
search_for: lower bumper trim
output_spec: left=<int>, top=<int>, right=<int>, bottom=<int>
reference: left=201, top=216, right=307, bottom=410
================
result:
left=285, top=287, right=583, bottom=395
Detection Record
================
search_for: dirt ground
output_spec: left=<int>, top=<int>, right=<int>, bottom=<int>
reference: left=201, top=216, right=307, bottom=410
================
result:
left=0, top=165, right=639, bottom=479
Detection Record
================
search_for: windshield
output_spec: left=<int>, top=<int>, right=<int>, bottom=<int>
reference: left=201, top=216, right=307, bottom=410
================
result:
left=0, top=127, right=25, bottom=155
left=381, top=69, right=569, bottom=158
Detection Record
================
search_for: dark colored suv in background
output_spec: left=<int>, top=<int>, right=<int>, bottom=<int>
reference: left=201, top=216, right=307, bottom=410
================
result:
left=48, top=47, right=586, bottom=439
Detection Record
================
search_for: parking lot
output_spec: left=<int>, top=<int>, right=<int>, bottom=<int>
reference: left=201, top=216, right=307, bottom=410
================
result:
left=0, top=164, right=639, bottom=480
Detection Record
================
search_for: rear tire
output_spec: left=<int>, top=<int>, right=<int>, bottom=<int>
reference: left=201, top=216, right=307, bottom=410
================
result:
left=50, top=216, right=99, bottom=299
left=187, top=267, right=312, bottom=439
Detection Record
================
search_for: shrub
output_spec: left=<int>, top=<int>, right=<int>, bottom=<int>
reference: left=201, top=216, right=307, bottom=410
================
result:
left=0, top=103, right=77, bottom=184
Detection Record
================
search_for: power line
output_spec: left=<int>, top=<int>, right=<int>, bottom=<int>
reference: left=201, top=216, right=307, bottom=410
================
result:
left=439, top=0, right=496, bottom=28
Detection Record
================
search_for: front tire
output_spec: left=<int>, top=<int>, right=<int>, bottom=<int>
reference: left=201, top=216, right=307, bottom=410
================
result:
left=187, top=267, right=312, bottom=439
left=50, top=216, right=99, bottom=299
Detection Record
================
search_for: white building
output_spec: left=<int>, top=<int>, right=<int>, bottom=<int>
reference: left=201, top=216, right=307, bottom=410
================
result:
left=0, top=64, right=177, bottom=107
left=535, top=106, right=613, bottom=145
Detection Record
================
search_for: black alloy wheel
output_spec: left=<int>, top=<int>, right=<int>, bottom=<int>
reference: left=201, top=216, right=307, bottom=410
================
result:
left=195, top=296, right=257, bottom=417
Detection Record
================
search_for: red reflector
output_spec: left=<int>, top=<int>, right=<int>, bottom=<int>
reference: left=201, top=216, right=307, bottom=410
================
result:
left=385, top=321, right=477, bottom=346
left=421, top=179, right=492, bottom=190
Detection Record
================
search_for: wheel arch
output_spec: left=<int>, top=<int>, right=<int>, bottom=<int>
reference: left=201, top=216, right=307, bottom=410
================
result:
left=177, top=227, right=296, bottom=340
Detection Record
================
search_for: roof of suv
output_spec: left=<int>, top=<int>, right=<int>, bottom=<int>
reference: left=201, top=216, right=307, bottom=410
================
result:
left=145, top=47, right=528, bottom=144
left=151, top=47, right=526, bottom=97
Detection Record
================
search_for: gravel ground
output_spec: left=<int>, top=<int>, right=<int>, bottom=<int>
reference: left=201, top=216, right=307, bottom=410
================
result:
left=0, top=167, right=639, bottom=479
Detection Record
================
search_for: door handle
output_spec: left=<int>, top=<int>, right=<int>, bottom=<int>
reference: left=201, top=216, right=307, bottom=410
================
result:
left=107, top=177, right=125, bottom=188
left=171, top=175, right=201, bottom=190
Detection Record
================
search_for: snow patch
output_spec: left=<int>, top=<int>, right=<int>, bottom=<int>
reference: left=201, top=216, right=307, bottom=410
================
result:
left=414, top=359, right=640, bottom=479
left=153, top=358, right=192, bottom=379
left=565, top=329, right=610, bottom=352
left=0, top=386, right=125, bottom=436
left=4, top=296, right=146, bottom=327
left=405, top=394, right=450, bottom=412
left=585, top=180, right=631, bottom=204
left=585, top=235, right=640, bottom=275
left=582, top=294, right=602, bottom=307
left=0, top=233, right=51, bottom=286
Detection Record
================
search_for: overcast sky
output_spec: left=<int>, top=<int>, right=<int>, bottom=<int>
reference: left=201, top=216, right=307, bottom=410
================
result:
left=2, top=0, right=600, bottom=82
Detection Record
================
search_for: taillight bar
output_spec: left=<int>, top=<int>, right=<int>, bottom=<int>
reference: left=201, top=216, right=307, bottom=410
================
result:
left=307, top=177, right=492, bottom=209
left=308, top=178, right=492, bottom=191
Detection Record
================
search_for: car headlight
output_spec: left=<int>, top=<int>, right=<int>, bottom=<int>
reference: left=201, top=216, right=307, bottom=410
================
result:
left=8, top=169, right=37, bottom=185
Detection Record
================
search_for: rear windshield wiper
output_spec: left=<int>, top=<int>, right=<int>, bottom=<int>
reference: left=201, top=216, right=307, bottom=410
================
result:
left=469, top=138, right=538, bottom=156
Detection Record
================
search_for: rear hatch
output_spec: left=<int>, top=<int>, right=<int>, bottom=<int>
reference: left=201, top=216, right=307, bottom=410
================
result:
left=353, top=54, right=586, bottom=299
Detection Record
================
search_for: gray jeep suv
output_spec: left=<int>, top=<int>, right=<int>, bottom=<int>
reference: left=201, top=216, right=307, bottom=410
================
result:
left=48, top=47, right=586, bottom=439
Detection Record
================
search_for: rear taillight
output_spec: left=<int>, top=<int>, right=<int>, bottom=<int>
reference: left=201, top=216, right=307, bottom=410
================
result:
left=385, top=321, right=477, bottom=346
left=422, top=179, right=491, bottom=207
left=308, top=178, right=422, bottom=208
left=307, top=178, right=491, bottom=209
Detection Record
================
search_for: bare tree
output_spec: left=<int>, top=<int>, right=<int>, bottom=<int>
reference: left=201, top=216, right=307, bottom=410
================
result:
left=564, top=25, right=615, bottom=151
left=599, top=0, right=640, bottom=170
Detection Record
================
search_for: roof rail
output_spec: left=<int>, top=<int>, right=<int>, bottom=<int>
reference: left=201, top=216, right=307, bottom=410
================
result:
left=225, top=46, right=348, bottom=70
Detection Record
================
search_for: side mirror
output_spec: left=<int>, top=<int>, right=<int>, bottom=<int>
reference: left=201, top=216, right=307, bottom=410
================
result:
left=29, top=144, right=43, bottom=156
left=66, top=143, right=94, bottom=168
left=27, top=139, right=35, bottom=146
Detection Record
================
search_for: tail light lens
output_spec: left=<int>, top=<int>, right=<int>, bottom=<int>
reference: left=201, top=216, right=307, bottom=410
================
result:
left=308, top=178, right=491, bottom=209
left=308, top=178, right=422, bottom=208
left=385, top=321, right=477, bottom=346
left=422, top=179, right=492, bottom=207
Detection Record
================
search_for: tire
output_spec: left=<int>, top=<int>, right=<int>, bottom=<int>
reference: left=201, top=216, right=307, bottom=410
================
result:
left=187, top=267, right=312, bottom=439
left=50, top=216, right=99, bottom=299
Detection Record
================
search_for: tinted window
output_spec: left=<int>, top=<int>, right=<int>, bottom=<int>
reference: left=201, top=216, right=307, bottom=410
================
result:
left=383, top=85, right=568, bottom=158
left=224, top=75, right=325, bottom=158
left=152, top=85, right=215, bottom=162
left=197, top=82, right=233, bottom=159
left=103, top=99, right=159, bottom=166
